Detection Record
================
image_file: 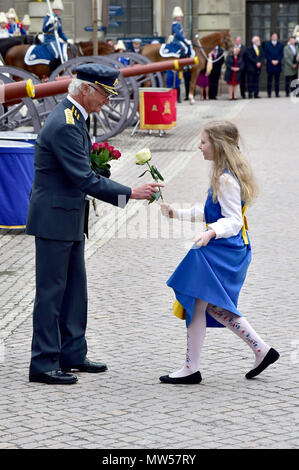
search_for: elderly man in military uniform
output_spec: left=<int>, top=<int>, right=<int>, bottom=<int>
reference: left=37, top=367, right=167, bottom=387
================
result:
left=26, top=64, right=163, bottom=385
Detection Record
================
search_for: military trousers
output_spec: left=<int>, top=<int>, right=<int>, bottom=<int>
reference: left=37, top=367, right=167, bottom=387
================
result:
left=29, top=237, right=88, bottom=375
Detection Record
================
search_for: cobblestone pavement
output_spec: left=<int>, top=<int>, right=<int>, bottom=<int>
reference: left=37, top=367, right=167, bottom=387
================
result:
left=0, top=93, right=298, bottom=449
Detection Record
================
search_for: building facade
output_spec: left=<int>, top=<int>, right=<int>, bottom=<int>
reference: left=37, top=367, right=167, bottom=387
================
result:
left=0, top=1, right=297, bottom=45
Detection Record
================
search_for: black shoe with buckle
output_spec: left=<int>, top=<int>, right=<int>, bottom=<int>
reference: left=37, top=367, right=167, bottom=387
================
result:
left=61, top=358, right=108, bottom=373
left=29, top=370, right=78, bottom=384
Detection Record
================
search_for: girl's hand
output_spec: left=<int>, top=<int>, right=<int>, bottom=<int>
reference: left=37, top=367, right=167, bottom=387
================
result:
left=160, top=202, right=179, bottom=219
left=194, top=229, right=216, bottom=247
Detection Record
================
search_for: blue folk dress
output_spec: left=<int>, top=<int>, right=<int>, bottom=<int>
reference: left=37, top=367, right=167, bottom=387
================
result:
left=167, top=181, right=251, bottom=328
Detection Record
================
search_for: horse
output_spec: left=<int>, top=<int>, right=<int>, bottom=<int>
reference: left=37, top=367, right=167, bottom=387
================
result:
left=4, top=40, right=115, bottom=80
left=0, top=35, right=41, bottom=62
left=141, top=30, right=233, bottom=104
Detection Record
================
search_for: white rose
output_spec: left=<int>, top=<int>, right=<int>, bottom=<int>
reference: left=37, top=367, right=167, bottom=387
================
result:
left=135, top=148, right=152, bottom=165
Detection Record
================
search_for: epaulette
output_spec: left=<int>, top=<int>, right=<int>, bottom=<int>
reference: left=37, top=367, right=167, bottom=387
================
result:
left=64, top=108, right=75, bottom=125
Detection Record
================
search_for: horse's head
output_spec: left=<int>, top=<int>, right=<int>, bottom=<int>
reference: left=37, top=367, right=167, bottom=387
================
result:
left=220, top=30, right=233, bottom=51
left=67, top=43, right=83, bottom=59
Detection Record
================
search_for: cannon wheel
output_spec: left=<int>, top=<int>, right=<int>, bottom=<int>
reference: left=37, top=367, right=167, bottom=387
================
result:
left=49, top=55, right=132, bottom=141
left=0, top=66, right=57, bottom=133
left=112, top=52, right=164, bottom=88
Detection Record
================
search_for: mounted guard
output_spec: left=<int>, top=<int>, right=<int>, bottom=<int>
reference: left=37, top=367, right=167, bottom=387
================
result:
left=160, top=6, right=194, bottom=59
left=24, top=0, right=71, bottom=71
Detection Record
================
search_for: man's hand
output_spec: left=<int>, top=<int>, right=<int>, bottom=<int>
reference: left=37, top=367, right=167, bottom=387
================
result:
left=160, top=202, right=179, bottom=219
left=194, top=229, right=216, bottom=247
left=95, top=164, right=111, bottom=178
left=130, top=182, right=164, bottom=200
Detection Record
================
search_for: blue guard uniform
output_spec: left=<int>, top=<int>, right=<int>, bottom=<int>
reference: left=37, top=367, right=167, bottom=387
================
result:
left=40, top=12, right=68, bottom=63
left=7, top=21, right=26, bottom=36
left=26, top=64, right=131, bottom=376
left=167, top=176, right=251, bottom=329
left=43, top=12, right=68, bottom=44
left=162, top=21, right=192, bottom=58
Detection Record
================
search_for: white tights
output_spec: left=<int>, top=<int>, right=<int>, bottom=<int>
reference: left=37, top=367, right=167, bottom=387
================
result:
left=169, top=299, right=270, bottom=378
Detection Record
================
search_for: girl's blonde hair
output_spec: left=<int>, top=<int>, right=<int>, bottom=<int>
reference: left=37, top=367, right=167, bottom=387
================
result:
left=203, top=120, right=258, bottom=205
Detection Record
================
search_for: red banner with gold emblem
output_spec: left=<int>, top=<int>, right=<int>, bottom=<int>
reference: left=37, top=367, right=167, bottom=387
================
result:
left=139, top=88, right=177, bottom=130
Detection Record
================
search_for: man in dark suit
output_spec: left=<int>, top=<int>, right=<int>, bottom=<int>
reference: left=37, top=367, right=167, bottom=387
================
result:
left=26, top=64, right=163, bottom=384
left=246, top=36, right=263, bottom=99
left=208, top=45, right=224, bottom=99
left=234, top=36, right=247, bottom=98
left=264, top=32, right=284, bottom=97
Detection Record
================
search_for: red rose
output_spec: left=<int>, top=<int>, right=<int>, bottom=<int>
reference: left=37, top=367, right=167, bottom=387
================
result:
left=111, top=149, right=121, bottom=159
left=100, top=142, right=109, bottom=150
left=107, top=145, right=115, bottom=153
left=92, top=142, right=100, bottom=152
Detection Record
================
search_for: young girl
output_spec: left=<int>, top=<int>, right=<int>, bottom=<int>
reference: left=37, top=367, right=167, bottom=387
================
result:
left=160, top=120, right=279, bottom=384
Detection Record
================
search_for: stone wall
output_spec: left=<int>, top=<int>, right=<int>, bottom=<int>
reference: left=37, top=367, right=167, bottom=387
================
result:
left=0, top=0, right=247, bottom=44
left=193, top=0, right=246, bottom=42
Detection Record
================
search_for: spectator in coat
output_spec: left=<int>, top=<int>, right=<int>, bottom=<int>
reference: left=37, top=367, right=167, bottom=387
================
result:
left=283, top=36, right=299, bottom=97
left=234, top=36, right=247, bottom=98
left=246, top=36, right=263, bottom=99
left=224, top=47, right=244, bottom=100
left=264, top=33, right=284, bottom=97
left=208, top=45, right=224, bottom=99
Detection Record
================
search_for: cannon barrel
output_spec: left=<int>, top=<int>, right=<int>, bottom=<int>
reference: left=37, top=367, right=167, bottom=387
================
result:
left=0, top=56, right=198, bottom=105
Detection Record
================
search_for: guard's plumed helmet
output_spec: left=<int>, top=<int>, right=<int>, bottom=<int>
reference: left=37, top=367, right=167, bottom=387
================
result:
left=52, top=0, right=64, bottom=11
left=172, top=6, right=184, bottom=18
left=7, top=8, right=17, bottom=18
left=0, top=12, right=8, bottom=23
left=22, top=14, right=31, bottom=26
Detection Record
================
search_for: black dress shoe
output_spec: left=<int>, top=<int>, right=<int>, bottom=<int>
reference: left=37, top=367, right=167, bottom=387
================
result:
left=62, top=358, right=108, bottom=373
left=29, top=370, right=78, bottom=384
left=245, top=348, right=280, bottom=379
left=159, top=371, right=202, bottom=384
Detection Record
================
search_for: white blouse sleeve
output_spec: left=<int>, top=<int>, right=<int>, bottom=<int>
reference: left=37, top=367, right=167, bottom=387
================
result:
left=176, top=205, right=204, bottom=222
left=207, top=173, right=243, bottom=239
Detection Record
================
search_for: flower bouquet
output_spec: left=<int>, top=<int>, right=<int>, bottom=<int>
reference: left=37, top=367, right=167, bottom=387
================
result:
left=90, top=142, right=122, bottom=216
left=135, top=148, right=164, bottom=204
left=91, top=141, right=121, bottom=173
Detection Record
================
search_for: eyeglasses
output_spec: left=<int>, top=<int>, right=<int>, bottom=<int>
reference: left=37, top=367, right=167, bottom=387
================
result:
left=88, top=84, right=110, bottom=101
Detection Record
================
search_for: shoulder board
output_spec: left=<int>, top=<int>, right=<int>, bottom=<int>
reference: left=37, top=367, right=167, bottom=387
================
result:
left=64, top=108, right=75, bottom=125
